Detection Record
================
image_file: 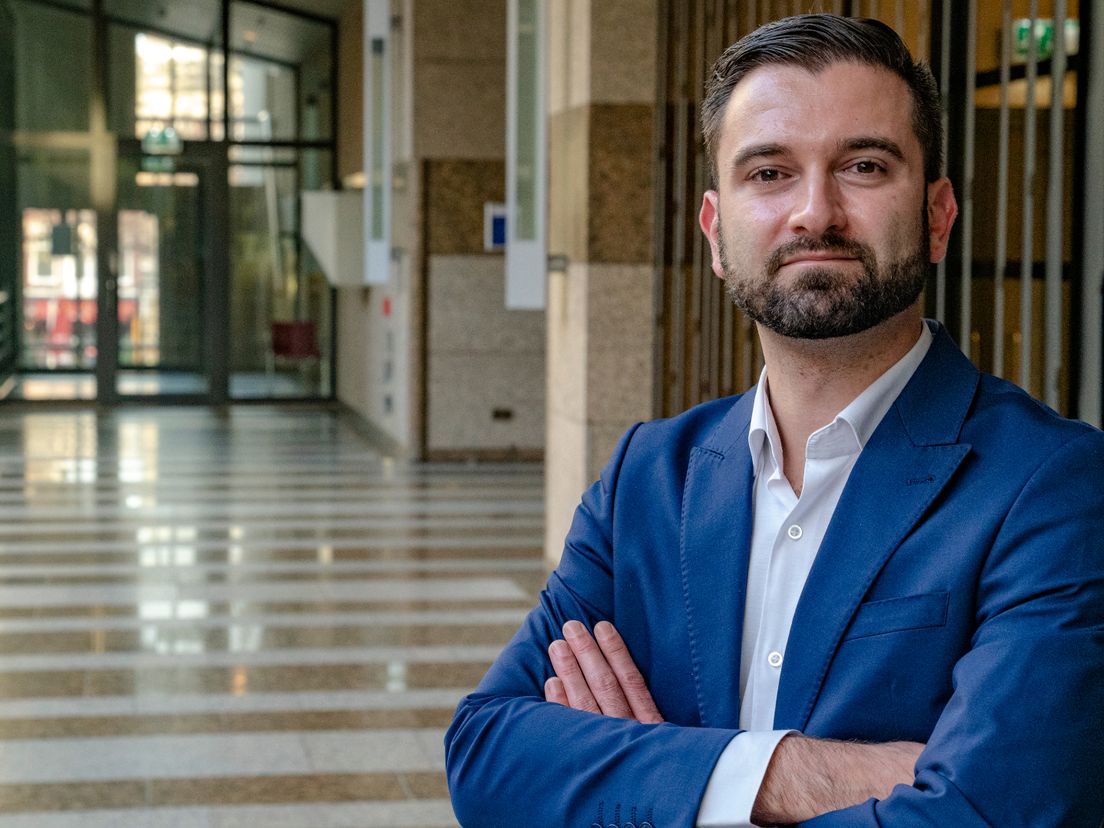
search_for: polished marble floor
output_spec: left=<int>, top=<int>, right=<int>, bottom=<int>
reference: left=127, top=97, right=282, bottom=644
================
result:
left=0, top=407, right=544, bottom=826
left=6, top=371, right=318, bottom=401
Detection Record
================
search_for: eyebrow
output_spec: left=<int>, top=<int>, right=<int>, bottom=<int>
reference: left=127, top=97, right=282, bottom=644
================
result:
left=729, top=143, right=787, bottom=171
left=839, top=136, right=906, bottom=162
left=727, top=136, right=907, bottom=173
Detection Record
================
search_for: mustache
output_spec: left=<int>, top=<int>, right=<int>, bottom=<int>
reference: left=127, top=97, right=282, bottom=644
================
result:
left=765, top=232, right=874, bottom=276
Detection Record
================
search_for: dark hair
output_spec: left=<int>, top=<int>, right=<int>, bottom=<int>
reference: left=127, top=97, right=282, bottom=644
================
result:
left=701, top=14, right=944, bottom=183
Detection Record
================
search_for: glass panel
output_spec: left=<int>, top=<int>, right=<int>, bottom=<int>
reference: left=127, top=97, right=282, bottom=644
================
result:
left=0, top=4, right=17, bottom=384
left=301, top=43, right=332, bottom=143
left=210, top=50, right=226, bottom=141
left=107, top=0, right=223, bottom=141
left=107, top=23, right=139, bottom=137
left=20, top=207, right=97, bottom=370
left=228, top=54, right=296, bottom=141
left=115, top=155, right=207, bottom=395
left=133, top=33, right=211, bottom=140
left=9, top=0, right=91, bottom=132
left=514, top=0, right=538, bottom=241
left=370, top=39, right=385, bottom=240
left=230, top=1, right=333, bottom=142
left=229, top=145, right=297, bottom=165
left=16, top=147, right=95, bottom=371
left=300, top=148, right=329, bottom=192
left=229, top=152, right=332, bottom=399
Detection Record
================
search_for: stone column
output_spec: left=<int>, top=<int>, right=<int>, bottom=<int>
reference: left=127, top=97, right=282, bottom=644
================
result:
left=544, top=0, right=657, bottom=569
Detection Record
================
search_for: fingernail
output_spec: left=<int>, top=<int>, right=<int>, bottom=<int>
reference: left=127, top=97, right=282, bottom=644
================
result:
left=563, top=620, right=585, bottom=638
left=549, top=640, right=568, bottom=657
left=594, top=621, right=614, bottom=640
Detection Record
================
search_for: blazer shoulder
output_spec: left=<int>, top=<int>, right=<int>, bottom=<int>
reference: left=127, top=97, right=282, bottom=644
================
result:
left=627, top=392, right=752, bottom=460
left=969, top=372, right=1102, bottom=452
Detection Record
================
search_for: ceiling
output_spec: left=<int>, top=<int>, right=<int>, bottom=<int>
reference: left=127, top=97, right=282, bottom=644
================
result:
left=102, top=0, right=349, bottom=64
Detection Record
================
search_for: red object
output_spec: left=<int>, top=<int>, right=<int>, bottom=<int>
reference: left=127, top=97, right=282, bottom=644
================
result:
left=382, top=297, right=391, bottom=317
left=271, top=321, right=320, bottom=359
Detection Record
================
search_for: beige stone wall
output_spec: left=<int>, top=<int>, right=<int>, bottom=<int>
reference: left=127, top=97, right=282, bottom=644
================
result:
left=413, top=0, right=507, bottom=160
left=428, top=255, right=545, bottom=451
left=544, top=0, right=658, bottom=568
left=334, top=0, right=546, bottom=457
left=423, top=160, right=544, bottom=455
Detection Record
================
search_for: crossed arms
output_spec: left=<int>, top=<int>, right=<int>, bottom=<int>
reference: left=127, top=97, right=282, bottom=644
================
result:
left=546, top=619, right=923, bottom=825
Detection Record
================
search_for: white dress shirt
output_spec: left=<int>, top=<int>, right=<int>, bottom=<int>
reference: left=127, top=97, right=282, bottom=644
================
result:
left=697, top=324, right=933, bottom=827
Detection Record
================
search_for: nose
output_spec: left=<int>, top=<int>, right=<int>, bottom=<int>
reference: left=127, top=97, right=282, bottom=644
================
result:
left=788, top=173, right=847, bottom=237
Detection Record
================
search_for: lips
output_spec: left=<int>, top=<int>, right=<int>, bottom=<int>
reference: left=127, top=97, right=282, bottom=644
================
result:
left=781, top=253, right=859, bottom=266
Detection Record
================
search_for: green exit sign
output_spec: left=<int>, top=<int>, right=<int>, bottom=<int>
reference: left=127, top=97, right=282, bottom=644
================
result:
left=1013, top=18, right=1080, bottom=62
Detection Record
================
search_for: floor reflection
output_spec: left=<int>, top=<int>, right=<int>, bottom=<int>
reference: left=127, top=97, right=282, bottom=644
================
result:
left=0, top=406, right=542, bottom=826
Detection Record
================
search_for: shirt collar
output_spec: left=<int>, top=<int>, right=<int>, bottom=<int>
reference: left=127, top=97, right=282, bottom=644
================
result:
left=748, top=322, right=933, bottom=475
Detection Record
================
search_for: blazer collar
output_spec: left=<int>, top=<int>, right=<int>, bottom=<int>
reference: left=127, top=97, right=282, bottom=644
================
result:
left=680, top=320, right=979, bottom=730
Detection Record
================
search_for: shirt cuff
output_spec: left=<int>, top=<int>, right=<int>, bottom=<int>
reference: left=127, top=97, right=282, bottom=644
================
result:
left=696, top=730, right=795, bottom=828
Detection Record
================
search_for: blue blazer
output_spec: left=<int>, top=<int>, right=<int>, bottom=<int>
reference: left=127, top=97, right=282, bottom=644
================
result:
left=446, top=322, right=1104, bottom=827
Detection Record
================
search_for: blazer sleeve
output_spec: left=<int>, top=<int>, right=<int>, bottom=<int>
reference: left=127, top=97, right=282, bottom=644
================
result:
left=445, top=424, right=741, bottom=828
left=798, top=429, right=1104, bottom=828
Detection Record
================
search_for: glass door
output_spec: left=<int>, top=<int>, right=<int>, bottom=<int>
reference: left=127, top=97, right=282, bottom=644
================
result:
left=107, top=139, right=229, bottom=402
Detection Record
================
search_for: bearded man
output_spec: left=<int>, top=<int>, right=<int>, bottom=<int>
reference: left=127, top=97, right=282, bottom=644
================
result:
left=446, top=14, right=1104, bottom=828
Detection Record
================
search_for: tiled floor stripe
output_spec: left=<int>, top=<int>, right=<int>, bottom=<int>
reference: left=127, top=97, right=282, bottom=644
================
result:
left=0, top=644, right=507, bottom=671
left=0, top=608, right=530, bottom=633
left=0, top=799, right=460, bottom=827
left=0, top=535, right=542, bottom=555
left=0, top=772, right=450, bottom=812
left=0, top=688, right=471, bottom=719
left=0, top=576, right=531, bottom=606
left=0, top=729, right=447, bottom=783
left=0, top=557, right=542, bottom=579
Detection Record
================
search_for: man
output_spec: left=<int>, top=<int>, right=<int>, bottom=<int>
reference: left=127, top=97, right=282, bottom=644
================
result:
left=446, top=14, right=1104, bottom=827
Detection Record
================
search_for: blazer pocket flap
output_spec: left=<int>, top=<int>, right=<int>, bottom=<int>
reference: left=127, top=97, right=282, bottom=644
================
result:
left=844, top=591, right=949, bottom=641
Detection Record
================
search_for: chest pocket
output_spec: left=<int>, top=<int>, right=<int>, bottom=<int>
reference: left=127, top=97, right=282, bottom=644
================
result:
left=843, top=591, right=949, bottom=641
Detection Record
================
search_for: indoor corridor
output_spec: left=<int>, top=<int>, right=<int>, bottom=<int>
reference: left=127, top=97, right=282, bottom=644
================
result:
left=0, top=407, right=544, bottom=826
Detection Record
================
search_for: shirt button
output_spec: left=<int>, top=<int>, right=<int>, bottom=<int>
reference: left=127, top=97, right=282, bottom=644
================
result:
left=787, top=524, right=803, bottom=540
left=768, top=651, right=784, bottom=668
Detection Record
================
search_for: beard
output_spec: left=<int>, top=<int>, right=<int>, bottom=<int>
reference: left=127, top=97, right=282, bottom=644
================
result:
left=718, top=207, right=930, bottom=340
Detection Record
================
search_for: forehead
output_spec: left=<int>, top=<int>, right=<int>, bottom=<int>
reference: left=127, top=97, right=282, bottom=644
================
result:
left=717, top=61, right=918, bottom=160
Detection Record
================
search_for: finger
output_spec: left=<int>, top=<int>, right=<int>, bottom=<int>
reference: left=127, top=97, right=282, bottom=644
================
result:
left=548, top=639, right=600, bottom=714
left=562, top=620, right=634, bottom=718
left=594, top=621, right=664, bottom=723
left=544, top=676, right=568, bottom=706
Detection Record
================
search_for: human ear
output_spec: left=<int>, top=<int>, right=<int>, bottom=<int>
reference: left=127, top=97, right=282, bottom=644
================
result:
left=926, top=178, right=958, bottom=263
left=699, top=191, right=725, bottom=280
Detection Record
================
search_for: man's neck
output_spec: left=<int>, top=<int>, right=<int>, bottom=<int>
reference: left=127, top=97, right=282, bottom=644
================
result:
left=759, top=308, right=924, bottom=495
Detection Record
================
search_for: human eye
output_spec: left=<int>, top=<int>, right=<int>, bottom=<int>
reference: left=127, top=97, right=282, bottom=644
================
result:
left=845, top=159, right=887, bottom=176
left=748, top=167, right=787, bottom=184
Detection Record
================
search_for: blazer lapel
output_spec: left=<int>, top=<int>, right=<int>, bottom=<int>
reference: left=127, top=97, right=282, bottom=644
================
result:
left=773, top=324, right=979, bottom=731
left=679, top=391, right=756, bottom=728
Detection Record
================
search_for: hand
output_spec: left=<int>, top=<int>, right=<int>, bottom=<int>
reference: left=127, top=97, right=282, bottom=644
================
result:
left=543, top=620, right=664, bottom=724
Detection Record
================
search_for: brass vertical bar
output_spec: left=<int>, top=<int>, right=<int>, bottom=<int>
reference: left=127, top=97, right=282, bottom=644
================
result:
left=1044, top=0, right=1068, bottom=408
left=992, top=0, right=1012, bottom=377
left=1019, top=0, right=1039, bottom=392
